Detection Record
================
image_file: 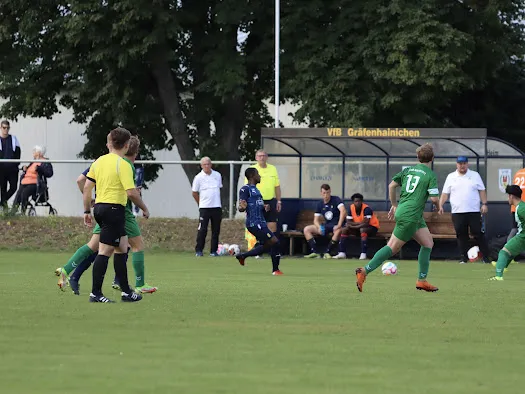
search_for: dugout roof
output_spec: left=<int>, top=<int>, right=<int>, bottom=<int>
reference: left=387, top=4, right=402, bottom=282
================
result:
left=261, top=128, right=523, bottom=158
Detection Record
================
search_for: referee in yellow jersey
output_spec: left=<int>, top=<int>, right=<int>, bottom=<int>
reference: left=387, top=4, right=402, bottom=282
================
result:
left=249, top=149, right=282, bottom=233
left=83, top=128, right=150, bottom=303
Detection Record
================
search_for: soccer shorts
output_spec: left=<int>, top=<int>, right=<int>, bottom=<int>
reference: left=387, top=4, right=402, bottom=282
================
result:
left=93, top=203, right=126, bottom=247
left=93, top=210, right=141, bottom=239
left=263, top=198, right=279, bottom=223
left=392, top=217, right=427, bottom=242
left=247, top=223, right=275, bottom=244
left=504, top=233, right=525, bottom=257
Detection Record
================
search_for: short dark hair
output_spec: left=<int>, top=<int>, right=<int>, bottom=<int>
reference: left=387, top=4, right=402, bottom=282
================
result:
left=506, top=185, right=522, bottom=199
left=351, top=193, right=364, bottom=201
left=321, top=184, right=330, bottom=191
left=416, top=143, right=434, bottom=163
left=245, top=167, right=258, bottom=180
left=110, top=127, right=131, bottom=150
left=1, top=120, right=10, bottom=127
left=126, top=135, right=140, bottom=157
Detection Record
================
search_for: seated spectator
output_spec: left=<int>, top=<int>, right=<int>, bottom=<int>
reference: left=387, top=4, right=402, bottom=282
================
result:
left=13, top=145, right=53, bottom=214
left=334, top=193, right=380, bottom=260
left=303, top=184, right=347, bottom=259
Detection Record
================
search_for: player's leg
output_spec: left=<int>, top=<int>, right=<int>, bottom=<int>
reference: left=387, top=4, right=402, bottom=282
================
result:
left=490, top=236, right=525, bottom=280
left=129, top=235, right=157, bottom=294
left=209, top=207, right=222, bottom=256
left=323, top=225, right=340, bottom=258
left=355, top=220, right=412, bottom=292
left=359, top=226, right=378, bottom=260
left=412, top=223, right=438, bottom=292
left=195, top=208, right=210, bottom=257
left=468, top=213, right=491, bottom=263
left=113, top=235, right=141, bottom=302
left=57, top=233, right=100, bottom=290
left=452, top=213, right=469, bottom=263
left=334, top=226, right=352, bottom=259
left=304, top=224, right=322, bottom=258
left=267, top=234, right=282, bottom=275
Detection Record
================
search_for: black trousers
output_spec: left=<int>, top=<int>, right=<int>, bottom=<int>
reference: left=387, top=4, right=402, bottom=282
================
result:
left=0, top=169, right=19, bottom=206
left=452, top=212, right=490, bottom=262
left=195, top=207, right=222, bottom=254
left=14, top=184, right=37, bottom=212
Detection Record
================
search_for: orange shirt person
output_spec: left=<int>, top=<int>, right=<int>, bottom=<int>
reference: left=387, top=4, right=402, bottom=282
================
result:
left=334, top=193, right=380, bottom=260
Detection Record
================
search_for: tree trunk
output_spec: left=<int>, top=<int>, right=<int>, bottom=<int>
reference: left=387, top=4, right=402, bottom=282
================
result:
left=149, top=45, right=198, bottom=183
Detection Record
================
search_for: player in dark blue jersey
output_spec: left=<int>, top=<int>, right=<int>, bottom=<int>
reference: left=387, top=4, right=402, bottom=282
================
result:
left=303, top=184, right=346, bottom=258
left=236, top=168, right=283, bottom=275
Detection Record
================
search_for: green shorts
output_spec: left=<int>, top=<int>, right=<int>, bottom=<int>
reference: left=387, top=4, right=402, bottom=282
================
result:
left=93, top=211, right=141, bottom=238
left=504, top=234, right=525, bottom=257
left=392, top=217, right=427, bottom=242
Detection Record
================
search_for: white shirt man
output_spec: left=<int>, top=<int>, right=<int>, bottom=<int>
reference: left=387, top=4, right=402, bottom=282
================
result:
left=192, top=157, right=223, bottom=257
left=439, top=156, right=490, bottom=264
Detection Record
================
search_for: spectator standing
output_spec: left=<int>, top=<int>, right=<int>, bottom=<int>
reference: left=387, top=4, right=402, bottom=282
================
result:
left=0, top=120, right=21, bottom=208
left=192, top=157, right=223, bottom=257
left=439, top=156, right=490, bottom=264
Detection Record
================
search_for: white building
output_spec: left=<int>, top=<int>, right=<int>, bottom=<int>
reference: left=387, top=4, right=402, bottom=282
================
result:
left=2, top=100, right=301, bottom=217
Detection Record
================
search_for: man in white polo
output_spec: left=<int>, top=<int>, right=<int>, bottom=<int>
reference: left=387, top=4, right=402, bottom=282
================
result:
left=439, top=156, right=490, bottom=264
left=192, top=157, right=223, bottom=257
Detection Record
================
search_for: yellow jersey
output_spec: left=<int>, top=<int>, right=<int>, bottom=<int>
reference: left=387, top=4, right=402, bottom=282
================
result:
left=246, top=163, right=280, bottom=200
left=511, top=168, right=525, bottom=212
left=86, top=153, right=135, bottom=206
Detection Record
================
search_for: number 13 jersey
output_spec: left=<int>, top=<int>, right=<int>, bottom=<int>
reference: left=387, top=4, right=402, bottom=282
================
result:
left=392, top=164, right=439, bottom=222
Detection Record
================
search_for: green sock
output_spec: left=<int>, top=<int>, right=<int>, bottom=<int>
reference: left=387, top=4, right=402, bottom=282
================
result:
left=496, top=250, right=511, bottom=277
left=418, top=246, right=432, bottom=280
left=365, top=246, right=393, bottom=274
left=63, top=244, right=95, bottom=275
left=133, top=251, right=145, bottom=287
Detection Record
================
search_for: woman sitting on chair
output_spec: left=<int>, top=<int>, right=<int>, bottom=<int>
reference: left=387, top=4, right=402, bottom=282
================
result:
left=14, top=145, right=53, bottom=214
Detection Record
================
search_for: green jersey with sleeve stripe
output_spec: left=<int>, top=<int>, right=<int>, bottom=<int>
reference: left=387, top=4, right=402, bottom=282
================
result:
left=392, top=164, right=439, bottom=222
left=123, top=157, right=136, bottom=214
left=515, top=202, right=525, bottom=235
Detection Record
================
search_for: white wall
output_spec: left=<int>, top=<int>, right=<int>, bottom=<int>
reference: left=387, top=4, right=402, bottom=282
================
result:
left=2, top=100, right=304, bottom=218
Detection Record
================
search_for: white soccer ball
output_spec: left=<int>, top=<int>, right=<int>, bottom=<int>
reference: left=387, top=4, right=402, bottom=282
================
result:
left=381, top=262, right=398, bottom=276
left=467, top=246, right=481, bottom=262
left=228, top=244, right=241, bottom=256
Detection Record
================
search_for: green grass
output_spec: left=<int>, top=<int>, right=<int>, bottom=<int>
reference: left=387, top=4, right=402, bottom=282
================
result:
left=1, top=252, right=524, bottom=394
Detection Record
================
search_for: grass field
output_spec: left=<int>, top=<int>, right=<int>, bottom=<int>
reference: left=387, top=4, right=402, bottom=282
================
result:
left=1, top=251, right=524, bottom=394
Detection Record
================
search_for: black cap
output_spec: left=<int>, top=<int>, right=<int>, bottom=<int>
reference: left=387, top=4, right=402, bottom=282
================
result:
left=506, top=185, right=522, bottom=199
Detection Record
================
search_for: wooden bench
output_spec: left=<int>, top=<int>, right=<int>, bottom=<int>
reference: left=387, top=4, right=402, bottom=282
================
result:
left=281, top=209, right=456, bottom=256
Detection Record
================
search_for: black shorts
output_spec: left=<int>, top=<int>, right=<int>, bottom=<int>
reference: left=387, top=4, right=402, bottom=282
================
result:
left=93, top=203, right=126, bottom=247
left=263, top=198, right=279, bottom=223
left=346, top=225, right=378, bottom=237
left=247, top=223, right=275, bottom=244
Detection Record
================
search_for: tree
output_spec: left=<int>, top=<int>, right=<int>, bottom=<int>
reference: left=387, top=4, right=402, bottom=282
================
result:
left=0, top=0, right=275, bottom=213
left=280, top=0, right=525, bottom=152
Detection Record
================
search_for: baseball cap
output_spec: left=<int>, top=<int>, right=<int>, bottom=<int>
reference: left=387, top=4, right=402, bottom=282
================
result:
left=506, top=185, right=522, bottom=199
left=457, top=156, right=468, bottom=163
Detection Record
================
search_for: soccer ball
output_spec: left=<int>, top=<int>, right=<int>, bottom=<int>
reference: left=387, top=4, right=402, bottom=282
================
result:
left=228, top=244, right=241, bottom=256
left=220, top=243, right=230, bottom=256
left=467, top=246, right=481, bottom=262
left=381, top=262, right=398, bottom=276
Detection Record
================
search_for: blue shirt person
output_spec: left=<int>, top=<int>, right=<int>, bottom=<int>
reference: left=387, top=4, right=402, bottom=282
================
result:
left=303, top=184, right=347, bottom=259
left=236, top=167, right=282, bottom=275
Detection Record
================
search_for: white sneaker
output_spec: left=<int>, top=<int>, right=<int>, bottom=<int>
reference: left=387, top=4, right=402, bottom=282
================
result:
left=359, top=253, right=367, bottom=260
left=459, top=261, right=468, bottom=264
left=333, top=252, right=346, bottom=259
left=255, top=255, right=263, bottom=259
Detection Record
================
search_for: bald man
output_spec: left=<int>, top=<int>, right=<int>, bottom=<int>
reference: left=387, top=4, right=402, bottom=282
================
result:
left=192, top=157, right=223, bottom=257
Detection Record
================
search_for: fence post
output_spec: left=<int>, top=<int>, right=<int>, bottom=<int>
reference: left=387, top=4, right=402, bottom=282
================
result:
left=229, top=161, right=234, bottom=219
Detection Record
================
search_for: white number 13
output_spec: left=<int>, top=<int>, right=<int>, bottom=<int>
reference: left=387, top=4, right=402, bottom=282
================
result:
left=406, top=175, right=420, bottom=193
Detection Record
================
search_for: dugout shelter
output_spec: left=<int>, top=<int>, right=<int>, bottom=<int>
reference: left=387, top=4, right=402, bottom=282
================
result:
left=261, top=127, right=525, bottom=258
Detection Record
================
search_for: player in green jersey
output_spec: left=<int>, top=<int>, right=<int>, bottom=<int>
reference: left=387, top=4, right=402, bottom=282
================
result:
left=489, top=185, right=525, bottom=281
left=356, top=143, right=441, bottom=292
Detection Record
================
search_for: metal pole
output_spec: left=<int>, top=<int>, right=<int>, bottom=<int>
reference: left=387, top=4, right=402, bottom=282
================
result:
left=229, top=161, right=234, bottom=219
left=274, top=0, right=280, bottom=128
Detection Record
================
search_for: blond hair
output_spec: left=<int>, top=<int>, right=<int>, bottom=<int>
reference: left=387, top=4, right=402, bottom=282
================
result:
left=126, top=135, right=140, bottom=157
left=416, top=143, right=434, bottom=163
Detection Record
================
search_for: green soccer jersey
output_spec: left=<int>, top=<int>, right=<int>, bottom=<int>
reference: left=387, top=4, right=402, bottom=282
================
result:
left=123, top=157, right=136, bottom=214
left=392, top=164, right=439, bottom=222
left=515, top=202, right=525, bottom=235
